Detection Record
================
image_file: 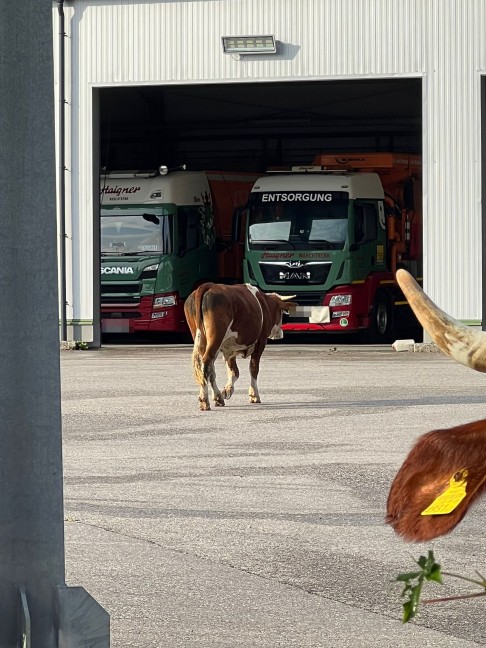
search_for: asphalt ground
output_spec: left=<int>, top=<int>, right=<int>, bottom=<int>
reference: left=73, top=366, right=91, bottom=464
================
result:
left=61, top=342, right=486, bottom=647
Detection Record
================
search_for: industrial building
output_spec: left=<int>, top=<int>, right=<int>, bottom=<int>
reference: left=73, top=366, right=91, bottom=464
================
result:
left=54, top=1, right=486, bottom=343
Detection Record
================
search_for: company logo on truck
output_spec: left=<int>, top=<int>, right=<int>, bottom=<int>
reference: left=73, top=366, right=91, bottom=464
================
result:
left=101, top=267, right=134, bottom=275
left=261, top=192, right=333, bottom=202
left=100, top=185, right=142, bottom=198
left=279, top=271, right=311, bottom=280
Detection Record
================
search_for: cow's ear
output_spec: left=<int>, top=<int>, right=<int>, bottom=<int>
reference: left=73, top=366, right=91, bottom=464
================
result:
left=386, top=422, right=486, bottom=541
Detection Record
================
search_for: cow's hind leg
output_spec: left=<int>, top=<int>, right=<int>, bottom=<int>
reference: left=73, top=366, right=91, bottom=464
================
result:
left=198, top=358, right=225, bottom=409
left=248, top=344, right=264, bottom=403
left=208, top=362, right=225, bottom=407
left=192, top=349, right=211, bottom=411
left=199, top=348, right=224, bottom=408
left=198, top=384, right=211, bottom=410
left=222, top=355, right=239, bottom=400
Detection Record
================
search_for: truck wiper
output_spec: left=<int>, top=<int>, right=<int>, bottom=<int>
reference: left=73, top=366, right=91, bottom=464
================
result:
left=309, top=240, right=336, bottom=250
left=119, top=251, right=156, bottom=256
left=253, top=240, right=296, bottom=250
left=102, top=251, right=153, bottom=257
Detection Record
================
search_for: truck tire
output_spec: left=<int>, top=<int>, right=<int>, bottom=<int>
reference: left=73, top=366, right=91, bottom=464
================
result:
left=362, top=291, right=394, bottom=343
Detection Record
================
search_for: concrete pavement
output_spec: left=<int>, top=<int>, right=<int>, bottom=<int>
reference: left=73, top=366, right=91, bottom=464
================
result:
left=60, top=343, right=486, bottom=646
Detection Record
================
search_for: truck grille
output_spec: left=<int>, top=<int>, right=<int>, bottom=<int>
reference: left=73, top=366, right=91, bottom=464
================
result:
left=101, top=282, right=142, bottom=305
left=285, top=292, right=324, bottom=306
left=102, top=312, right=141, bottom=319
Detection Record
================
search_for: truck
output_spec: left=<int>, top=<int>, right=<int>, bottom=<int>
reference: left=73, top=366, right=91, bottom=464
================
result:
left=100, top=166, right=259, bottom=334
left=237, top=153, right=422, bottom=342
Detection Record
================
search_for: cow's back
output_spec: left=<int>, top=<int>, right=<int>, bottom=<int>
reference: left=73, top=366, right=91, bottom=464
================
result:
left=185, top=283, right=266, bottom=347
left=206, top=284, right=264, bottom=345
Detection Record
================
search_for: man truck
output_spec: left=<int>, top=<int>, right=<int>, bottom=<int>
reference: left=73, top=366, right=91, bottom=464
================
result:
left=237, top=153, right=422, bottom=342
left=100, top=166, right=258, bottom=334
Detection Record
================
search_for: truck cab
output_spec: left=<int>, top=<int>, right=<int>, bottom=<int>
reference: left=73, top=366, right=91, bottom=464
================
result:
left=242, top=154, right=422, bottom=341
left=100, top=169, right=217, bottom=334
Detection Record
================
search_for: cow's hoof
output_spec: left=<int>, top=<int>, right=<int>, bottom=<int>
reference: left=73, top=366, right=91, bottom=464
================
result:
left=214, top=396, right=225, bottom=407
left=199, top=399, right=211, bottom=411
left=222, top=386, right=233, bottom=400
left=249, top=396, right=261, bottom=404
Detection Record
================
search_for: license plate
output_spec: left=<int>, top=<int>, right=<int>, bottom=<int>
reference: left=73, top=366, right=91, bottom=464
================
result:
left=102, top=319, right=130, bottom=333
left=287, top=306, right=330, bottom=324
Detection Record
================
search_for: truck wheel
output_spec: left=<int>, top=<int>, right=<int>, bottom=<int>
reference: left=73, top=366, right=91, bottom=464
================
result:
left=362, top=292, right=394, bottom=343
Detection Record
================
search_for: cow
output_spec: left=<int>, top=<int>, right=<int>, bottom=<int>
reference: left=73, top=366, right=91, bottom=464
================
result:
left=184, top=283, right=296, bottom=411
left=386, top=268, right=486, bottom=541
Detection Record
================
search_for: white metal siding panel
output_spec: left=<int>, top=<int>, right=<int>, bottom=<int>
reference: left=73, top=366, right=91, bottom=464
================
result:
left=422, top=1, right=482, bottom=322
left=61, top=0, right=486, bottom=334
left=78, top=0, right=425, bottom=84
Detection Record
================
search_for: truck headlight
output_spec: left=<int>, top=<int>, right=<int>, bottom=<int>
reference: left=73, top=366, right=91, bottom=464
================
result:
left=142, top=263, right=159, bottom=279
left=154, top=295, right=176, bottom=307
left=329, top=294, right=352, bottom=307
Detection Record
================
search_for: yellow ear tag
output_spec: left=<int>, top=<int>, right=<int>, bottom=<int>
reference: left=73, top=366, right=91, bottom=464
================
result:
left=421, top=468, right=469, bottom=516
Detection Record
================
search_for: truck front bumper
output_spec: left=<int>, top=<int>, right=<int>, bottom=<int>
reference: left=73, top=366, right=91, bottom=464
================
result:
left=101, top=297, right=187, bottom=334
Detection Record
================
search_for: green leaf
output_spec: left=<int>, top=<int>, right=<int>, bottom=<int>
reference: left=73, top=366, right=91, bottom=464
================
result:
left=396, top=571, right=421, bottom=582
left=402, top=599, right=414, bottom=623
left=416, top=554, right=428, bottom=569
left=409, top=583, right=422, bottom=611
left=402, top=582, right=423, bottom=623
left=426, top=564, right=443, bottom=584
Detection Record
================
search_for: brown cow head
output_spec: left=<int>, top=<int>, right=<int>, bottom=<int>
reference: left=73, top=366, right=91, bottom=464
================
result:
left=265, top=293, right=297, bottom=340
left=386, top=269, right=486, bottom=541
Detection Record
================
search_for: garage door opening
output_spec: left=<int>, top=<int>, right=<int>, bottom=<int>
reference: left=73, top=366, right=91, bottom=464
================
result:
left=98, top=78, right=422, bottom=343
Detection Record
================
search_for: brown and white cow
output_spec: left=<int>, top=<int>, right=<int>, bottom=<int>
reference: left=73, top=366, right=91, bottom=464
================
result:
left=386, top=268, right=486, bottom=541
left=184, top=283, right=296, bottom=411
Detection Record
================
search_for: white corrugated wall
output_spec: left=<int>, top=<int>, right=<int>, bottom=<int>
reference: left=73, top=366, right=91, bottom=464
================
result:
left=59, top=0, right=486, bottom=339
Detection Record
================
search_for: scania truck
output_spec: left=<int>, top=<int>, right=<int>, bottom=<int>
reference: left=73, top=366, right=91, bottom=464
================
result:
left=100, top=166, right=258, bottom=334
left=238, top=153, right=422, bottom=342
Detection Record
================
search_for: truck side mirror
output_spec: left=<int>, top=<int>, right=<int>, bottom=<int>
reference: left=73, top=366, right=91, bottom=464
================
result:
left=403, top=178, right=415, bottom=211
left=232, top=206, right=247, bottom=242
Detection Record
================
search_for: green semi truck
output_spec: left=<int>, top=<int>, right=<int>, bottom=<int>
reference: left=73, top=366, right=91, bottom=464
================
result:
left=237, top=153, right=422, bottom=342
left=100, top=166, right=258, bottom=334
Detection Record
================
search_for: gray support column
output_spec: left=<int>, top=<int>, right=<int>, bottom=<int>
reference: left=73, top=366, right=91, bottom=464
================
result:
left=0, top=1, right=65, bottom=645
left=0, top=3, right=108, bottom=646
left=482, top=76, right=486, bottom=332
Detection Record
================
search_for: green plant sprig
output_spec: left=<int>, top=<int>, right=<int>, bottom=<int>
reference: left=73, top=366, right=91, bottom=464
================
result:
left=396, top=550, right=486, bottom=622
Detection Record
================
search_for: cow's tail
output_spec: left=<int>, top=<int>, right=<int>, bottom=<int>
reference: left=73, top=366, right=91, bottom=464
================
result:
left=191, top=284, right=212, bottom=386
left=192, top=333, right=205, bottom=386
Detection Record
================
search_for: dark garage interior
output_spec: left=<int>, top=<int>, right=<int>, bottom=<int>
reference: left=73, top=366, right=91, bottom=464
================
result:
left=99, top=78, right=422, bottom=174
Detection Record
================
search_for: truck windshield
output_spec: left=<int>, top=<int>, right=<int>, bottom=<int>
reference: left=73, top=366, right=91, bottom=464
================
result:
left=100, top=207, right=174, bottom=255
left=248, top=192, right=349, bottom=250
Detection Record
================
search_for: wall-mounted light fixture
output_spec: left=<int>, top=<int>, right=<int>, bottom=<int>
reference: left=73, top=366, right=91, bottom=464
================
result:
left=221, top=35, right=277, bottom=59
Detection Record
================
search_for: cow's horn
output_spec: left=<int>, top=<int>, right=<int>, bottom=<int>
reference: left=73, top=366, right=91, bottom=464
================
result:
left=396, top=268, right=486, bottom=372
left=273, top=293, right=297, bottom=301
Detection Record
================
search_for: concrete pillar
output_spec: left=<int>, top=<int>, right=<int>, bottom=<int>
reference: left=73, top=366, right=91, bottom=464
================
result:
left=0, top=2, right=108, bottom=646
